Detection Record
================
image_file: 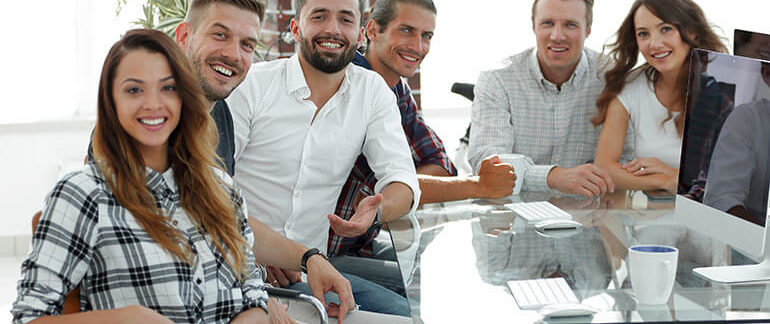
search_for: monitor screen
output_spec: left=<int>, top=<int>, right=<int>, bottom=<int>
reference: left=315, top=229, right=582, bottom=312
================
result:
left=734, top=29, right=770, bottom=61
left=678, top=49, right=770, bottom=227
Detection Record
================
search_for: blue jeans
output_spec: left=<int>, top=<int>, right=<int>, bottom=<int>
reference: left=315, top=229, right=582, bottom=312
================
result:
left=328, top=256, right=404, bottom=296
left=329, top=229, right=406, bottom=295
left=287, top=272, right=410, bottom=317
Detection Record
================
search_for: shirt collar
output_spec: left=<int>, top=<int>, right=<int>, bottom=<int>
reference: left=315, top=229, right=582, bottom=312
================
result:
left=528, top=48, right=588, bottom=90
left=352, top=51, right=372, bottom=70
left=287, top=54, right=311, bottom=99
left=145, top=166, right=176, bottom=195
left=286, top=53, right=352, bottom=101
left=353, top=51, right=404, bottom=94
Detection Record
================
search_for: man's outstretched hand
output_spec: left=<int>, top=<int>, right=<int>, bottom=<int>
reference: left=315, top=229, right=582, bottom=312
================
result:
left=328, top=193, right=383, bottom=237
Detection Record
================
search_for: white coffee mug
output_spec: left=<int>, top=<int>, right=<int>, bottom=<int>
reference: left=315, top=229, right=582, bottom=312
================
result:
left=628, top=245, right=678, bottom=304
left=499, top=153, right=530, bottom=195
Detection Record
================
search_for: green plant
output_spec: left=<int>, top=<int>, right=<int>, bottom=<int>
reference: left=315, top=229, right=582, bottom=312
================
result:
left=121, top=0, right=189, bottom=38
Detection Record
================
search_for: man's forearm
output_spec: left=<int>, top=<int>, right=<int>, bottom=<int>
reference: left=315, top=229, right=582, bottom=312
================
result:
left=379, top=182, right=414, bottom=222
left=417, top=175, right=481, bottom=204
left=247, top=216, right=305, bottom=270
left=416, top=164, right=452, bottom=176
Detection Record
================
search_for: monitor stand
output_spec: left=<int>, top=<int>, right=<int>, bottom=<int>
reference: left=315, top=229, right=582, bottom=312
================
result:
left=694, top=214, right=770, bottom=284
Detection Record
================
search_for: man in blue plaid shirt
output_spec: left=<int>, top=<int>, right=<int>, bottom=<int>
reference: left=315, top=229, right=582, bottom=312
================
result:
left=326, top=0, right=516, bottom=294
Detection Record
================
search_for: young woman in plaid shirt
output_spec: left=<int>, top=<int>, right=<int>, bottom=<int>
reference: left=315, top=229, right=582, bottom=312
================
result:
left=13, top=29, right=290, bottom=324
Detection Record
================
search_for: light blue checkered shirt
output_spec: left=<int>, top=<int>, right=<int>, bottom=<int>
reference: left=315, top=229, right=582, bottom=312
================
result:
left=469, top=48, right=630, bottom=193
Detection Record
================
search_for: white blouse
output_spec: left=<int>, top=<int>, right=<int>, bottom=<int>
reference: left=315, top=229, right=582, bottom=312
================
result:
left=617, top=73, right=683, bottom=168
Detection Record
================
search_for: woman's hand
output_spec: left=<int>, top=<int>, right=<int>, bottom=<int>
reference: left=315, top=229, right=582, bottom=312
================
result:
left=230, top=299, right=296, bottom=324
left=622, top=158, right=677, bottom=177
left=267, top=298, right=296, bottom=324
left=663, top=173, right=679, bottom=194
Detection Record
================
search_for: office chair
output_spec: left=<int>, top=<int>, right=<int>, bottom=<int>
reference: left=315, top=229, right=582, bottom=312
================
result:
left=450, top=82, right=475, bottom=175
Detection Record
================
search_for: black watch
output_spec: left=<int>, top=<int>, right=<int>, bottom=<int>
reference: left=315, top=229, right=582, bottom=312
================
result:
left=372, top=206, right=382, bottom=228
left=301, top=248, right=327, bottom=274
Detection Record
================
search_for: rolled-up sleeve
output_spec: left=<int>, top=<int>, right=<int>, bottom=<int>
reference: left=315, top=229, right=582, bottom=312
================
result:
left=364, top=77, right=421, bottom=215
left=12, top=176, right=96, bottom=324
left=232, top=188, right=269, bottom=315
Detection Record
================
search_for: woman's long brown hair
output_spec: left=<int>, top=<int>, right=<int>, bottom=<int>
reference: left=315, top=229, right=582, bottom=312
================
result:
left=92, top=29, right=249, bottom=278
left=592, top=0, right=727, bottom=135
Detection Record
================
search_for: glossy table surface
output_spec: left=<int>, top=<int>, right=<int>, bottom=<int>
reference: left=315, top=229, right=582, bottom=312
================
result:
left=387, top=190, right=770, bottom=323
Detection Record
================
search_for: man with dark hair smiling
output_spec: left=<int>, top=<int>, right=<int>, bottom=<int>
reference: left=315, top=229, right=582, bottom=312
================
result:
left=175, top=2, right=357, bottom=322
left=228, top=0, right=417, bottom=317
left=176, top=0, right=264, bottom=176
left=327, top=0, right=516, bottom=294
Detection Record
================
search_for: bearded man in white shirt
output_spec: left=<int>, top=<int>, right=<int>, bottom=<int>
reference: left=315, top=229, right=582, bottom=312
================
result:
left=228, top=0, right=419, bottom=317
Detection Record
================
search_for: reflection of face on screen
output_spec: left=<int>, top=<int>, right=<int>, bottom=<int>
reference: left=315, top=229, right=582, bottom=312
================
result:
left=735, top=30, right=770, bottom=103
left=686, top=51, right=770, bottom=226
left=735, top=30, right=770, bottom=62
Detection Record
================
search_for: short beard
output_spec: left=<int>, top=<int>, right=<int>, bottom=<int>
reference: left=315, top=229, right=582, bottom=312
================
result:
left=187, top=45, right=236, bottom=103
left=299, top=32, right=356, bottom=74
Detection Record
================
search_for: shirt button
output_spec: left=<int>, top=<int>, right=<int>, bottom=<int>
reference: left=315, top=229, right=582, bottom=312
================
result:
left=172, top=220, right=178, bottom=226
left=196, top=278, right=202, bottom=285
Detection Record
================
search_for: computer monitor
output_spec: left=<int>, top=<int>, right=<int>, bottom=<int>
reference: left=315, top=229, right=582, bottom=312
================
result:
left=734, top=29, right=770, bottom=61
left=676, top=48, right=770, bottom=283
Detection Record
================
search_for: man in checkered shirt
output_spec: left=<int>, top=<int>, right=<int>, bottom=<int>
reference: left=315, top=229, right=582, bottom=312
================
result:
left=469, top=0, right=624, bottom=198
left=326, top=0, right=517, bottom=294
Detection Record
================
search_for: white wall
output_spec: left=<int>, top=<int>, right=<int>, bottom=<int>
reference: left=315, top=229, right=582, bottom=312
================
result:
left=0, top=0, right=143, bottom=124
left=0, top=121, right=94, bottom=236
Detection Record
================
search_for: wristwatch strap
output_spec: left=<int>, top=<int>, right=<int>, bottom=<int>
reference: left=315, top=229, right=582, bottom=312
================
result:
left=301, top=248, right=327, bottom=274
left=372, top=205, right=382, bottom=227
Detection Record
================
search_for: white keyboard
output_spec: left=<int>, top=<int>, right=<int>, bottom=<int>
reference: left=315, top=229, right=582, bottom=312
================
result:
left=508, top=277, right=579, bottom=310
left=505, top=201, right=572, bottom=222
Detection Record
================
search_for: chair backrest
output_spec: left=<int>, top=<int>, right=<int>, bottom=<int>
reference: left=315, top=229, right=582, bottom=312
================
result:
left=450, top=82, right=475, bottom=101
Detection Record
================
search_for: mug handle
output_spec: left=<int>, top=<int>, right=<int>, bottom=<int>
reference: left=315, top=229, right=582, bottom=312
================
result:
left=657, top=260, right=675, bottom=296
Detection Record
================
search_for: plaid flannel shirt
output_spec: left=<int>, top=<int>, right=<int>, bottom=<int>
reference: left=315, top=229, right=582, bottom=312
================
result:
left=12, top=163, right=267, bottom=324
left=327, top=53, right=457, bottom=257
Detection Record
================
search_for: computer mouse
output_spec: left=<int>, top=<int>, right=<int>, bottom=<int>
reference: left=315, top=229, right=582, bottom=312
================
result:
left=538, top=303, right=598, bottom=318
left=534, top=219, right=582, bottom=231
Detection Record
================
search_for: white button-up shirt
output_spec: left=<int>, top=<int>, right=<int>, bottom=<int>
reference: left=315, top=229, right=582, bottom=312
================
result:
left=228, top=55, right=420, bottom=253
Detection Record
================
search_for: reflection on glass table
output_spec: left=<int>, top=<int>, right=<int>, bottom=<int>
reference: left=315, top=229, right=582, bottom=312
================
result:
left=387, top=190, right=770, bottom=323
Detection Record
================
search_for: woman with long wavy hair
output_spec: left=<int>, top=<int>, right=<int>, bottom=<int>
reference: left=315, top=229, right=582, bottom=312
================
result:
left=592, top=0, right=726, bottom=193
left=12, top=29, right=281, bottom=324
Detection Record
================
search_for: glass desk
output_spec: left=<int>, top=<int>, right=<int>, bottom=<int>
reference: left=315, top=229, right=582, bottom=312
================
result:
left=387, top=190, right=770, bottom=323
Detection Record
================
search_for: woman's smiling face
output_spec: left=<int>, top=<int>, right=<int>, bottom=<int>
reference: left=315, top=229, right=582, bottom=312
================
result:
left=634, top=5, right=692, bottom=77
left=112, top=48, right=181, bottom=160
